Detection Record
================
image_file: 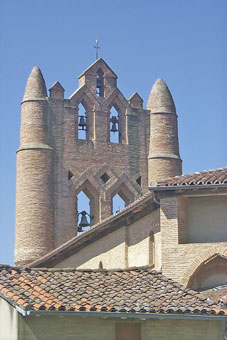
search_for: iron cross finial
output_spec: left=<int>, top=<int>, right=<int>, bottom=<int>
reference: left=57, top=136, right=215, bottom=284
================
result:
left=94, top=40, right=100, bottom=60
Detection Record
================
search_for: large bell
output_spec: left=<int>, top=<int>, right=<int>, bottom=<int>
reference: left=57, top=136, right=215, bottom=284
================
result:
left=78, top=115, right=86, bottom=130
left=79, top=211, right=90, bottom=228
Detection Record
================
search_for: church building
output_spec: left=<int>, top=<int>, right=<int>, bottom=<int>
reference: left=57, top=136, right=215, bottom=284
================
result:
left=0, top=58, right=226, bottom=340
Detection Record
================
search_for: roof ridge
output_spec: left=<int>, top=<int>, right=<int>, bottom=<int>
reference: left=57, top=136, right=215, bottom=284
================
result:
left=158, top=167, right=227, bottom=183
left=0, top=264, right=154, bottom=274
left=151, top=167, right=227, bottom=188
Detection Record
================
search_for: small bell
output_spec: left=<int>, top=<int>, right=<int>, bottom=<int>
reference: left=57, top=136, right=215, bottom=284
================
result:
left=110, top=122, right=117, bottom=132
left=79, top=211, right=90, bottom=230
left=110, top=116, right=118, bottom=133
left=78, top=115, right=86, bottom=130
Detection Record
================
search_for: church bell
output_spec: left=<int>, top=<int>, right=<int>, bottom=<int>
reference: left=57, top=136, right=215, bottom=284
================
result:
left=78, top=210, right=90, bottom=232
left=110, top=116, right=118, bottom=133
left=78, top=115, right=86, bottom=130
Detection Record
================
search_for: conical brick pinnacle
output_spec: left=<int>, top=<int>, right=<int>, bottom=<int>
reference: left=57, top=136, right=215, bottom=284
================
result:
left=147, top=78, right=176, bottom=114
left=23, top=66, right=47, bottom=101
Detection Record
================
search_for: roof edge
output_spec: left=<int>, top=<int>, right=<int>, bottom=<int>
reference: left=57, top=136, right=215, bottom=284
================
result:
left=17, top=309, right=227, bottom=319
left=149, top=184, right=227, bottom=191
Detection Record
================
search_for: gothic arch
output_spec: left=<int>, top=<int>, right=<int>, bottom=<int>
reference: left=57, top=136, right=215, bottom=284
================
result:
left=103, top=88, right=128, bottom=144
left=104, top=88, right=128, bottom=112
left=181, top=246, right=227, bottom=288
left=69, top=85, right=100, bottom=110
left=107, top=174, right=138, bottom=209
left=74, top=178, right=100, bottom=226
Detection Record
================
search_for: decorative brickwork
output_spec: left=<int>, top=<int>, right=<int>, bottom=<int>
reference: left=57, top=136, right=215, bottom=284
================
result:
left=159, top=191, right=227, bottom=286
left=15, top=59, right=183, bottom=267
left=181, top=246, right=227, bottom=287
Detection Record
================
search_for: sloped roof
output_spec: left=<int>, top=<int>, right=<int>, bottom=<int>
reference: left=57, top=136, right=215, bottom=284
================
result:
left=201, top=284, right=227, bottom=307
left=128, top=92, right=143, bottom=102
left=28, top=192, right=156, bottom=268
left=78, top=58, right=117, bottom=79
left=0, top=265, right=225, bottom=315
left=150, top=168, right=227, bottom=189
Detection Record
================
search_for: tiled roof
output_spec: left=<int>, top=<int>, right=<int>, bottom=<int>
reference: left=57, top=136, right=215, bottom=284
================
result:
left=151, top=168, right=227, bottom=188
left=28, top=192, right=156, bottom=268
left=0, top=265, right=225, bottom=315
left=201, top=285, right=227, bottom=308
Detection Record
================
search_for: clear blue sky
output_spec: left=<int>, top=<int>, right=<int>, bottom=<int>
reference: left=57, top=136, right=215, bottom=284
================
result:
left=0, top=0, right=226, bottom=265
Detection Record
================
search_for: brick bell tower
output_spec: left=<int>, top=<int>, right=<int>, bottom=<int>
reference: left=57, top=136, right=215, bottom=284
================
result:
left=15, top=59, right=152, bottom=266
left=15, top=60, right=182, bottom=266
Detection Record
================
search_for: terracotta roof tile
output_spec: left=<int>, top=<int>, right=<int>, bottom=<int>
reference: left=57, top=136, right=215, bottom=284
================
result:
left=0, top=266, right=225, bottom=316
left=151, top=168, right=227, bottom=188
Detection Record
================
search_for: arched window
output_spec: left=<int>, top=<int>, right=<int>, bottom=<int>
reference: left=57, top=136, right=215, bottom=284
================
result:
left=76, top=180, right=99, bottom=232
left=111, top=183, right=134, bottom=215
left=110, top=106, right=120, bottom=143
left=96, top=69, right=104, bottom=97
left=78, top=103, right=87, bottom=140
left=112, top=193, right=125, bottom=214
left=188, top=255, right=227, bottom=291
left=99, top=261, right=103, bottom=269
left=77, top=191, right=91, bottom=232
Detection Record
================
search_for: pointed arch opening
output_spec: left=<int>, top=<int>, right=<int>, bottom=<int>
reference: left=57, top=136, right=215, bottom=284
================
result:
left=96, top=68, right=104, bottom=97
left=76, top=180, right=99, bottom=232
left=111, top=183, right=134, bottom=214
left=110, top=106, right=120, bottom=143
left=187, top=254, right=227, bottom=291
left=112, top=194, right=125, bottom=214
left=78, top=103, right=87, bottom=140
left=77, top=191, right=91, bottom=232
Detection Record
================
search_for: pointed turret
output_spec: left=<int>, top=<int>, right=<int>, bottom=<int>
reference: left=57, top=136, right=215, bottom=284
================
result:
left=23, top=66, right=47, bottom=101
left=147, top=78, right=176, bottom=114
left=15, top=66, right=54, bottom=266
left=147, top=78, right=182, bottom=184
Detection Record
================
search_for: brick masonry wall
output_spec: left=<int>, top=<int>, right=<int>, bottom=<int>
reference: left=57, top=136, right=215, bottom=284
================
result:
left=15, top=61, right=184, bottom=266
left=48, top=74, right=150, bottom=248
left=15, top=149, right=54, bottom=266
left=15, top=92, right=55, bottom=266
left=20, top=101, right=49, bottom=145
left=56, top=226, right=127, bottom=269
left=127, top=210, right=160, bottom=268
left=160, top=194, right=227, bottom=285
left=55, top=209, right=160, bottom=270
left=148, top=112, right=182, bottom=184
